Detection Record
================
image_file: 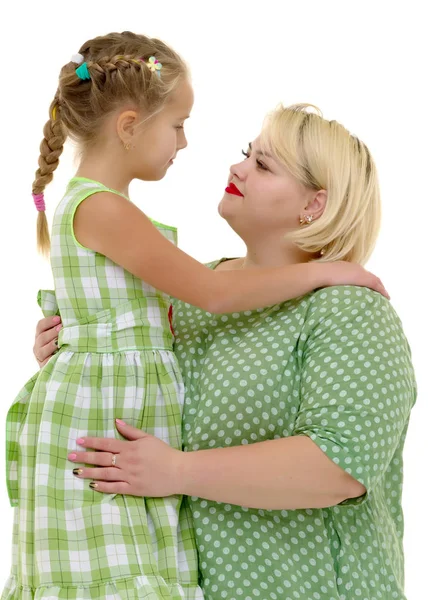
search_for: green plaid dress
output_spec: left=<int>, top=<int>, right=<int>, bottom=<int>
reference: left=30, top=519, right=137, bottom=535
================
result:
left=3, top=178, right=203, bottom=600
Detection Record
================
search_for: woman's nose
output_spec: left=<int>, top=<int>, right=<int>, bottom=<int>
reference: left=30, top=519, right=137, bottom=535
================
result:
left=229, top=159, right=247, bottom=182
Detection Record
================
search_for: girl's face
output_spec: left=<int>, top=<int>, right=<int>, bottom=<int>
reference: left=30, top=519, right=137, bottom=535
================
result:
left=218, top=137, right=318, bottom=239
left=124, top=78, right=194, bottom=181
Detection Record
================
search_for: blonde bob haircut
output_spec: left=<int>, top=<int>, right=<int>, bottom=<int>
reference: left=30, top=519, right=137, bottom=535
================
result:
left=259, top=104, right=381, bottom=265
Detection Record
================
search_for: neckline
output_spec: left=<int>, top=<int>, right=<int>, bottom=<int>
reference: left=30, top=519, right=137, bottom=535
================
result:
left=210, top=257, right=241, bottom=270
left=70, top=176, right=129, bottom=201
left=69, top=177, right=177, bottom=232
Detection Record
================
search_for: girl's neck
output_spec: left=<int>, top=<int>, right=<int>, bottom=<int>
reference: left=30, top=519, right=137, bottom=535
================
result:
left=75, top=150, right=131, bottom=197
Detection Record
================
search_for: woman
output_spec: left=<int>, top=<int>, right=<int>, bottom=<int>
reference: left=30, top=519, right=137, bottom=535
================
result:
left=33, top=104, right=416, bottom=600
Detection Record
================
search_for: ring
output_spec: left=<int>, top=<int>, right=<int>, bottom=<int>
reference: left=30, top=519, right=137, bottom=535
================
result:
left=111, top=454, right=117, bottom=467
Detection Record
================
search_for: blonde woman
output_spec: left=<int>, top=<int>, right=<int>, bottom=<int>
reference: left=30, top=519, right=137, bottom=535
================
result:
left=35, top=104, right=416, bottom=600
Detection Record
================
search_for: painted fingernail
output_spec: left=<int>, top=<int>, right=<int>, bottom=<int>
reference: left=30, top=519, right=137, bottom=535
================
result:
left=68, top=453, right=77, bottom=460
left=56, top=325, right=62, bottom=332
left=53, top=316, right=61, bottom=324
left=115, top=419, right=125, bottom=425
left=76, top=438, right=85, bottom=445
left=89, top=482, right=98, bottom=490
left=73, top=468, right=83, bottom=476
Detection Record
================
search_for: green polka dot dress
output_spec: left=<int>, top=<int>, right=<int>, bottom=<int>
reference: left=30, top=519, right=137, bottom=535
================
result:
left=173, top=258, right=416, bottom=600
left=3, top=178, right=202, bottom=600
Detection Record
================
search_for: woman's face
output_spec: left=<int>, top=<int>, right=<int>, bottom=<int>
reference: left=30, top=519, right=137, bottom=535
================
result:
left=218, top=137, right=317, bottom=239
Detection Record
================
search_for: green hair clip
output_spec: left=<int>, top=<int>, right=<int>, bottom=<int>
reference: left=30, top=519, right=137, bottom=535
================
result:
left=75, top=62, right=91, bottom=81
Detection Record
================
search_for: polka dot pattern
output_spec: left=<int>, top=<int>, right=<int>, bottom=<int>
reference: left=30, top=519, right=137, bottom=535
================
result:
left=173, top=260, right=416, bottom=600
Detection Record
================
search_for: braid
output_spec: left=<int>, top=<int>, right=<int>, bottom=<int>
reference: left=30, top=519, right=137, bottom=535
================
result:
left=88, top=55, right=164, bottom=112
left=33, top=96, right=67, bottom=256
left=92, top=55, right=144, bottom=74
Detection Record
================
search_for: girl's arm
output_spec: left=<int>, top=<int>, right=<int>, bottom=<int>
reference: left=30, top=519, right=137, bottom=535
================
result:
left=74, top=192, right=387, bottom=314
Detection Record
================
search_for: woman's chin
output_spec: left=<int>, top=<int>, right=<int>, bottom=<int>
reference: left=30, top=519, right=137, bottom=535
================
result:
left=218, top=198, right=237, bottom=220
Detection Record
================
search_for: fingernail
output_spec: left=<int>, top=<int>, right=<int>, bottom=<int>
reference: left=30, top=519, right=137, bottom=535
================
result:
left=53, top=316, right=61, bottom=324
left=73, top=468, right=83, bottom=476
left=76, top=438, right=85, bottom=445
left=115, top=419, right=125, bottom=425
left=89, top=482, right=98, bottom=490
left=56, top=325, right=62, bottom=332
left=68, top=453, right=77, bottom=460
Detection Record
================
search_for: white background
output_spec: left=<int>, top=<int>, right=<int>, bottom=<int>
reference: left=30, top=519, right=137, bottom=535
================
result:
left=0, top=1, right=426, bottom=598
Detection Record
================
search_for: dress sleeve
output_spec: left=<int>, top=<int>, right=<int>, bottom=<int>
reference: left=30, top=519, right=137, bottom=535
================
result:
left=37, top=289, right=59, bottom=316
left=292, top=287, right=416, bottom=504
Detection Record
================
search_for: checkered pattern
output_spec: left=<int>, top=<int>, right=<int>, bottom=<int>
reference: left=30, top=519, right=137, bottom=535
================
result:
left=3, top=179, right=202, bottom=599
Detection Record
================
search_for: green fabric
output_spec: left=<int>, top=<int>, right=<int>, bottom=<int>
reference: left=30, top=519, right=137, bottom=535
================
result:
left=3, top=178, right=202, bottom=599
left=173, top=258, right=416, bottom=600
left=7, top=235, right=416, bottom=599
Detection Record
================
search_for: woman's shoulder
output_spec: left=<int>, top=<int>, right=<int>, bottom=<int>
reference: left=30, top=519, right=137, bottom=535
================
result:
left=308, top=285, right=392, bottom=316
left=303, top=285, right=410, bottom=352
left=301, top=285, right=417, bottom=403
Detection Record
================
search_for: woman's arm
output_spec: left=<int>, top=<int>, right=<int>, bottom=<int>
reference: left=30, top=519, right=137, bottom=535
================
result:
left=69, top=288, right=415, bottom=509
left=179, top=436, right=366, bottom=509
left=70, top=422, right=364, bottom=509
left=177, top=434, right=366, bottom=509
left=74, top=191, right=388, bottom=314
left=33, top=315, right=62, bottom=367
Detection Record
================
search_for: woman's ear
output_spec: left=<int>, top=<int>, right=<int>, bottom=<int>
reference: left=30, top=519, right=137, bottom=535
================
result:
left=305, top=189, right=327, bottom=221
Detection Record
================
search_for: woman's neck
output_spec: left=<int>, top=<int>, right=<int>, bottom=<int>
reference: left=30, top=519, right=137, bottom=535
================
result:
left=241, top=237, right=313, bottom=269
left=216, top=238, right=314, bottom=272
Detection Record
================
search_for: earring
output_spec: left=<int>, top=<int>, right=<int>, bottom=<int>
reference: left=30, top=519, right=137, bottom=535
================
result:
left=299, top=214, right=313, bottom=225
left=123, top=142, right=131, bottom=151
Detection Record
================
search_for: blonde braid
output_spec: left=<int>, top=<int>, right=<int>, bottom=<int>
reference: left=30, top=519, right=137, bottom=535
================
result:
left=33, top=96, right=67, bottom=256
left=83, top=54, right=164, bottom=112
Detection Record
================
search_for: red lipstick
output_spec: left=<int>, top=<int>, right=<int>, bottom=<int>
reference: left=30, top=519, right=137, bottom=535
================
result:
left=225, top=182, right=243, bottom=197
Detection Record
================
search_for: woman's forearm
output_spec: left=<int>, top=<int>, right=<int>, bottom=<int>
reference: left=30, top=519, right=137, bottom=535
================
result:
left=179, top=435, right=366, bottom=510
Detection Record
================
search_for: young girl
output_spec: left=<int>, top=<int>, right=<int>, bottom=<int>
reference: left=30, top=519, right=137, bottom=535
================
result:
left=3, top=32, right=387, bottom=600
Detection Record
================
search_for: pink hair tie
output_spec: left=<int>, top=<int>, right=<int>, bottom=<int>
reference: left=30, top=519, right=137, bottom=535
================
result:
left=32, top=193, right=46, bottom=212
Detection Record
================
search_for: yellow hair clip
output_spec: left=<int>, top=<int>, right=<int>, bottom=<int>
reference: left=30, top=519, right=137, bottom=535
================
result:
left=145, top=56, right=162, bottom=77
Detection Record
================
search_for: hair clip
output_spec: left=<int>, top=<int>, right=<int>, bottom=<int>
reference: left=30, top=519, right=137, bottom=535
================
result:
left=71, top=53, right=84, bottom=65
left=145, top=56, right=162, bottom=77
left=32, top=192, right=45, bottom=212
left=76, top=62, right=91, bottom=81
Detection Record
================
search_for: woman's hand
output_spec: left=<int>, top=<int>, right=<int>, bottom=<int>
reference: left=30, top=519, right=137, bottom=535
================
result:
left=68, top=419, right=184, bottom=497
left=34, top=316, right=62, bottom=367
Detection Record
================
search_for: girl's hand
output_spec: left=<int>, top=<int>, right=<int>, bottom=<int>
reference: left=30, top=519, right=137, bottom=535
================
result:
left=323, top=262, right=389, bottom=299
